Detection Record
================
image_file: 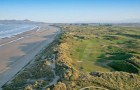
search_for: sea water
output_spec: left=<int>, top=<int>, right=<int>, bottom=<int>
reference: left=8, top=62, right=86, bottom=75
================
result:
left=0, top=24, right=37, bottom=39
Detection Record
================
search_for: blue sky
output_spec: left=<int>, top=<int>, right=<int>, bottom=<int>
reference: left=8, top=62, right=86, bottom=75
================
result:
left=0, top=0, right=140, bottom=23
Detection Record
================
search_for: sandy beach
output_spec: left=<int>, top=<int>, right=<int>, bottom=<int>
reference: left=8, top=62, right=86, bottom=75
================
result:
left=0, top=24, right=59, bottom=89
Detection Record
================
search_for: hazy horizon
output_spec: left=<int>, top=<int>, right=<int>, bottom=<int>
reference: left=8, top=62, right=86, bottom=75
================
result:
left=0, top=0, right=140, bottom=23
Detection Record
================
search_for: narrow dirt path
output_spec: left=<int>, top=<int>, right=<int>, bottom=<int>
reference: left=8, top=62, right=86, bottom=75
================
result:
left=42, top=54, right=59, bottom=90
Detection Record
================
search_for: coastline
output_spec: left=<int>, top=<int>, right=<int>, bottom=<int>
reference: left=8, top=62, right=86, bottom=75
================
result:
left=0, top=25, right=38, bottom=39
left=0, top=26, right=40, bottom=47
left=0, top=25, right=60, bottom=89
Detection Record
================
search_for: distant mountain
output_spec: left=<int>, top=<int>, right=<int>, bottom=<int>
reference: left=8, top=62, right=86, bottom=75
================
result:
left=0, top=19, right=46, bottom=24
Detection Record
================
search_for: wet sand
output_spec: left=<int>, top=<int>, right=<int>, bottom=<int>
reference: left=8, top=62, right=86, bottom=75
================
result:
left=0, top=25, right=59, bottom=89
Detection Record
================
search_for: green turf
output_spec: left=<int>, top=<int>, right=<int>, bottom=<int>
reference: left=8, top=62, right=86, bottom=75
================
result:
left=62, top=25, right=140, bottom=72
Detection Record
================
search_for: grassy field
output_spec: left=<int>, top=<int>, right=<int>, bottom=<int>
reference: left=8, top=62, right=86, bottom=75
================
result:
left=69, top=37, right=111, bottom=72
left=53, top=25, right=140, bottom=90
left=59, top=25, right=140, bottom=73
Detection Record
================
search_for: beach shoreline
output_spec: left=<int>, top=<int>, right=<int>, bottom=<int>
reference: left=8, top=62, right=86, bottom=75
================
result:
left=0, top=26, right=40, bottom=46
left=0, top=24, right=60, bottom=89
left=0, top=24, right=38, bottom=39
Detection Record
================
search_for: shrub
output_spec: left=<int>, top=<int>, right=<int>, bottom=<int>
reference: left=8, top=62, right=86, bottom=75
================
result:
left=53, top=82, right=66, bottom=90
left=108, top=61, right=139, bottom=73
left=24, top=85, right=33, bottom=90
left=126, top=56, right=140, bottom=68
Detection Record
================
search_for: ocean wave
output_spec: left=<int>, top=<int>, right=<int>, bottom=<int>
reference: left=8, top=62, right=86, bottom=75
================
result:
left=0, top=24, right=38, bottom=39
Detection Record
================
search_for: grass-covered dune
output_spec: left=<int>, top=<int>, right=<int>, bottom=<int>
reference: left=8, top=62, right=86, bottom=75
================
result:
left=3, top=25, right=140, bottom=90
left=53, top=25, right=140, bottom=90
left=57, top=25, right=140, bottom=73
